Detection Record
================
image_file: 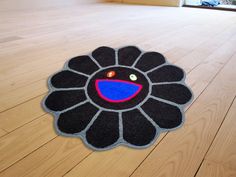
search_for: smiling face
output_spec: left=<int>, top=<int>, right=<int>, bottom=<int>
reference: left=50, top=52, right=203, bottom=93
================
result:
left=87, top=66, right=150, bottom=110
left=95, top=79, right=143, bottom=103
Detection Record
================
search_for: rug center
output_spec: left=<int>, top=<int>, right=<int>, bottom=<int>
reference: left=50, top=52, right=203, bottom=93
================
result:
left=95, top=79, right=142, bottom=103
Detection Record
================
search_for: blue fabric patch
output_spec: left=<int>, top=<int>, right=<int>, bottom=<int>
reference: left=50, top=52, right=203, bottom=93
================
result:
left=96, top=80, right=141, bottom=102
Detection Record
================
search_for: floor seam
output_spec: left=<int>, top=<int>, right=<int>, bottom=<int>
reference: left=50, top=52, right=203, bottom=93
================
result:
left=194, top=96, right=236, bottom=177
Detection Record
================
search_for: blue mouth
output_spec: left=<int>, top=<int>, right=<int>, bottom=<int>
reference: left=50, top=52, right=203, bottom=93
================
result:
left=95, top=79, right=142, bottom=103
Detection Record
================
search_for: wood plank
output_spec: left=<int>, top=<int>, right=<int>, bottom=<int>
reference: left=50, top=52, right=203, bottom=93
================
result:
left=0, top=81, right=46, bottom=112
left=205, top=97, right=236, bottom=170
left=63, top=135, right=168, bottom=177
left=0, top=137, right=91, bottom=177
left=0, top=61, right=65, bottom=95
left=0, top=129, right=7, bottom=138
left=195, top=160, right=236, bottom=177
left=185, top=40, right=236, bottom=99
left=0, top=36, right=22, bottom=44
left=0, top=135, right=164, bottom=177
left=0, top=6, right=180, bottom=71
left=130, top=53, right=236, bottom=177
left=0, top=115, right=56, bottom=172
left=1, top=6, right=233, bottom=76
left=0, top=0, right=96, bottom=11
left=0, top=22, right=184, bottom=78
left=0, top=95, right=45, bottom=132
left=176, top=35, right=236, bottom=73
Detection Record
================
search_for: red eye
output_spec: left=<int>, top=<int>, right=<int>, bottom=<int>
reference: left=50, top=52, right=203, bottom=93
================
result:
left=106, top=71, right=116, bottom=78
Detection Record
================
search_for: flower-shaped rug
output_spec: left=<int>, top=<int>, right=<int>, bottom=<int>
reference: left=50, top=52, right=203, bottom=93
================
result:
left=43, top=46, right=193, bottom=151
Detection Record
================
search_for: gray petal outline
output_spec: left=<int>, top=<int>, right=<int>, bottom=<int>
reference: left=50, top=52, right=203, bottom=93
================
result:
left=42, top=45, right=194, bottom=151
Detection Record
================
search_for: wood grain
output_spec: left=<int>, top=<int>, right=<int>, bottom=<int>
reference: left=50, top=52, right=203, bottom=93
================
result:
left=205, top=97, right=236, bottom=170
left=0, top=115, right=56, bottom=172
left=0, top=36, right=22, bottom=44
left=0, top=137, right=91, bottom=177
left=0, top=95, right=45, bottom=132
left=196, top=160, right=236, bottom=177
left=64, top=135, right=166, bottom=177
left=0, top=129, right=7, bottom=138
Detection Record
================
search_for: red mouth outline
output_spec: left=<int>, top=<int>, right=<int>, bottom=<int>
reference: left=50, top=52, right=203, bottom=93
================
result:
left=95, top=79, right=143, bottom=103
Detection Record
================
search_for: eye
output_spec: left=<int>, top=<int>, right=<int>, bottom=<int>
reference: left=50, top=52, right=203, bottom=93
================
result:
left=106, top=71, right=116, bottom=78
left=129, top=74, right=137, bottom=81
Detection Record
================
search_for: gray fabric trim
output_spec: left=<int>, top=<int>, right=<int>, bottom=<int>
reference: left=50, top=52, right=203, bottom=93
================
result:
left=42, top=45, right=194, bottom=151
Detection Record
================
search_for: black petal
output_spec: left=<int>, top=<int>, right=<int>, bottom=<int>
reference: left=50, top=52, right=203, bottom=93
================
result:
left=86, top=111, right=119, bottom=148
left=118, top=46, right=141, bottom=66
left=122, top=109, right=156, bottom=146
left=57, top=102, right=98, bottom=134
left=45, top=90, right=86, bottom=111
left=92, top=46, right=116, bottom=67
left=141, top=98, right=182, bottom=129
left=50, top=70, right=87, bottom=88
left=68, top=55, right=99, bottom=75
left=135, top=52, right=165, bottom=72
left=152, top=84, right=192, bottom=104
left=148, top=65, right=184, bottom=83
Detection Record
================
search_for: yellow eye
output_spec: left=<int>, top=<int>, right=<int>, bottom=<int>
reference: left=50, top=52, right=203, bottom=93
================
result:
left=129, top=74, right=137, bottom=81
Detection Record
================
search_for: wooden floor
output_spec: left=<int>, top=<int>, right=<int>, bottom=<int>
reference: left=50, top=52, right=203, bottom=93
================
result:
left=0, top=2, right=236, bottom=177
